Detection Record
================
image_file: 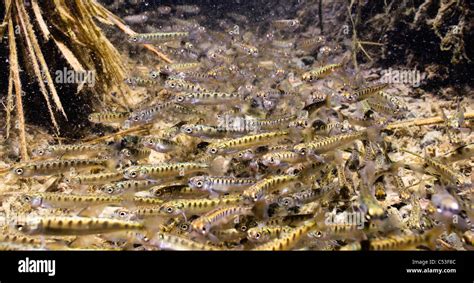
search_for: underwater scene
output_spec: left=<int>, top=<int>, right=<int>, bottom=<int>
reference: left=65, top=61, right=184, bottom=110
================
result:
left=0, top=0, right=472, bottom=251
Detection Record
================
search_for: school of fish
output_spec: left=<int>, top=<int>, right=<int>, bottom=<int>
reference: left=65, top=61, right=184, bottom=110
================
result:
left=0, top=3, right=473, bottom=251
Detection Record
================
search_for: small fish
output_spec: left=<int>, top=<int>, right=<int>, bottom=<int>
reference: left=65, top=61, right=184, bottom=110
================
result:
left=157, top=6, right=172, bottom=15
left=88, top=112, right=129, bottom=124
left=299, top=36, right=326, bottom=51
left=294, top=130, right=372, bottom=156
left=312, top=120, right=346, bottom=136
left=253, top=219, right=317, bottom=250
left=359, top=170, right=385, bottom=220
left=100, top=180, right=158, bottom=195
left=233, top=149, right=255, bottom=161
left=180, top=124, right=229, bottom=139
left=175, top=92, right=244, bottom=105
left=247, top=226, right=294, bottom=243
left=126, top=101, right=178, bottom=127
left=12, top=159, right=114, bottom=177
left=123, top=163, right=209, bottom=180
left=175, top=5, right=201, bottom=14
left=366, top=99, right=400, bottom=116
left=150, top=183, right=202, bottom=198
left=123, top=13, right=149, bottom=24
left=273, top=19, right=300, bottom=30
left=163, top=62, right=201, bottom=73
left=213, top=228, right=245, bottom=242
left=191, top=205, right=253, bottom=235
left=278, top=189, right=320, bottom=208
left=158, top=195, right=244, bottom=217
left=142, top=136, right=178, bottom=153
left=188, top=176, right=256, bottom=194
left=15, top=216, right=144, bottom=236
left=207, top=131, right=289, bottom=155
left=125, top=77, right=160, bottom=88
left=341, top=228, right=442, bottom=250
left=345, top=84, right=388, bottom=102
left=119, top=147, right=151, bottom=161
left=164, top=78, right=208, bottom=92
left=31, top=144, right=111, bottom=159
left=148, top=233, right=222, bottom=251
left=439, top=143, right=474, bottom=163
left=128, top=32, right=189, bottom=44
left=302, top=63, right=342, bottom=82
left=402, top=149, right=466, bottom=186
left=232, top=42, right=259, bottom=57
left=132, top=196, right=165, bottom=207
left=253, top=115, right=296, bottom=131
left=271, top=40, right=295, bottom=49
left=261, top=151, right=305, bottom=167
left=20, top=192, right=122, bottom=209
left=66, top=172, right=123, bottom=186
left=242, top=175, right=299, bottom=202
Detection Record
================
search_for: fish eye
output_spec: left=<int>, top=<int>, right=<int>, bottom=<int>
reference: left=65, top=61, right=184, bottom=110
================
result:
left=166, top=207, right=174, bottom=213
left=15, top=168, right=24, bottom=175
left=106, top=187, right=114, bottom=194
left=196, top=181, right=203, bottom=187
left=15, top=224, right=24, bottom=231
left=170, top=82, right=176, bottom=88
left=299, top=148, right=306, bottom=155
left=240, top=225, right=247, bottom=232
left=22, top=195, right=31, bottom=202
left=130, top=171, right=137, bottom=178
left=180, top=223, right=189, bottom=231
left=270, top=157, right=275, bottom=163
left=210, top=148, right=218, bottom=154
left=118, top=211, right=128, bottom=218
left=255, top=233, right=261, bottom=239
left=176, top=95, right=185, bottom=102
left=131, top=36, right=138, bottom=42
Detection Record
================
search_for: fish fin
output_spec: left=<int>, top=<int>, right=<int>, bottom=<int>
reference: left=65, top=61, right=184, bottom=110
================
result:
left=77, top=204, right=108, bottom=217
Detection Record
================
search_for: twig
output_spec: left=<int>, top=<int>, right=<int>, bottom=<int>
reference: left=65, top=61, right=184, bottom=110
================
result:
left=93, top=1, right=173, bottom=64
left=386, top=112, right=474, bottom=130
left=8, top=14, right=28, bottom=160
left=16, top=0, right=60, bottom=134
left=6, top=66, right=13, bottom=138
left=84, top=124, right=152, bottom=144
